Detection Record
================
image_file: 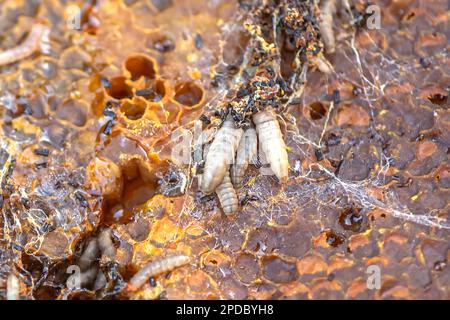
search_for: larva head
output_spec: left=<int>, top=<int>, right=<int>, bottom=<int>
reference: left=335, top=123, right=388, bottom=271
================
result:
left=223, top=204, right=238, bottom=216
left=221, top=117, right=236, bottom=128
left=252, top=108, right=276, bottom=125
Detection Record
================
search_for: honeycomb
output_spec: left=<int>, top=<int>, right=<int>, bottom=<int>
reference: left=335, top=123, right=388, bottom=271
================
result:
left=0, top=0, right=449, bottom=300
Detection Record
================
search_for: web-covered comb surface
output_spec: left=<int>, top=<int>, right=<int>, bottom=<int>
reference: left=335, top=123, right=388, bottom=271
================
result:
left=0, top=0, right=448, bottom=300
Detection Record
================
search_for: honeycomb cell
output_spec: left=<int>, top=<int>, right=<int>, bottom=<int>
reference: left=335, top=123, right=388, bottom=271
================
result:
left=220, top=277, right=248, bottom=300
left=156, top=168, right=187, bottom=197
left=296, top=255, right=327, bottom=276
left=38, top=229, right=71, bottom=259
left=261, top=256, right=298, bottom=283
left=308, top=101, right=327, bottom=120
left=124, top=54, right=157, bottom=81
left=335, top=104, right=370, bottom=127
left=136, top=79, right=166, bottom=102
left=126, top=218, right=151, bottom=242
left=86, top=156, right=123, bottom=200
left=106, top=76, right=133, bottom=100
left=222, top=30, right=250, bottom=66
left=149, top=216, right=183, bottom=246
left=416, top=140, right=437, bottom=160
left=143, top=101, right=178, bottom=127
left=201, top=250, right=231, bottom=271
left=33, top=285, right=61, bottom=300
left=152, top=34, right=176, bottom=53
left=379, top=278, right=411, bottom=300
left=338, top=208, right=367, bottom=233
left=56, top=99, right=89, bottom=127
left=324, top=230, right=345, bottom=248
left=435, top=165, right=450, bottom=188
left=151, top=0, right=173, bottom=12
left=121, top=176, right=156, bottom=212
left=97, top=132, right=148, bottom=164
left=346, top=278, right=371, bottom=299
left=101, top=155, right=169, bottom=225
left=43, top=123, right=69, bottom=148
left=185, top=270, right=220, bottom=299
left=233, top=253, right=260, bottom=284
left=310, top=278, right=344, bottom=300
left=427, top=92, right=448, bottom=106
left=23, top=91, right=47, bottom=119
left=64, top=290, right=97, bottom=300
left=120, top=97, right=147, bottom=120
left=60, top=47, right=91, bottom=70
left=173, top=81, right=203, bottom=108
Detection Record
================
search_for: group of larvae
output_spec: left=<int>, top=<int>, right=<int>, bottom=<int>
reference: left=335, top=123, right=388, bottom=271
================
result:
left=76, top=228, right=191, bottom=293
left=200, top=108, right=289, bottom=215
left=199, top=0, right=347, bottom=215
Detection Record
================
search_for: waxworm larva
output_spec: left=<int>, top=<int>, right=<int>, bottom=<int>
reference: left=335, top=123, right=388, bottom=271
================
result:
left=93, top=270, right=107, bottom=291
left=215, top=173, right=239, bottom=215
left=196, top=142, right=211, bottom=187
left=201, top=117, right=243, bottom=194
left=231, top=127, right=258, bottom=186
left=7, top=274, right=20, bottom=300
left=0, top=23, right=48, bottom=67
left=79, top=267, right=99, bottom=288
left=319, top=0, right=336, bottom=54
left=128, top=255, right=190, bottom=291
left=252, top=109, right=289, bottom=182
left=98, top=228, right=116, bottom=259
left=79, top=238, right=99, bottom=270
left=313, top=55, right=333, bottom=74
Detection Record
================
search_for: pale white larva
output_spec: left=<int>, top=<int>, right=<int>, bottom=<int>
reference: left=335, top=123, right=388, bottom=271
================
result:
left=215, top=173, right=239, bottom=215
left=98, top=228, right=116, bottom=259
left=128, top=254, right=190, bottom=291
left=78, top=238, right=99, bottom=270
left=231, top=127, right=258, bottom=186
left=313, top=55, right=333, bottom=74
left=0, top=23, right=48, bottom=67
left=201, top=117, right=243, bottom=194
left=79, top=267, right=99, bottom=288
left=252, top=108, right=289, bottom=182
left=319, top=0, right=336, bottom=54
left=93, top=271, right=107, bottom=291
left=7, top=274, right=20, bottom=300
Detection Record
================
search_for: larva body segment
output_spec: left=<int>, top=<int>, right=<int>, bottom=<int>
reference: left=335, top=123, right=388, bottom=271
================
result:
left=201, top=118, right=243, bottom=194
left=319, top=0, right=336, bottom=54
left=252, top=109, right=289, bottom=182
left=313, top=55, right=333, bottom=74
left=128, top=255, right=190, bottom=291
left=93, top=271, right=107, bottom=291
left=79, top=238, right=99, bottom=270
left=0, top=23, right=47, bottom=67
left=215, top=173, right=239, bottom=215
left=79, top=267, right=99, bottom=288
left=7, top=274, right=20, bottom=300
left=231, top=127, right=258, bottom=186
left=98, top=228, right=116, bottom=259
